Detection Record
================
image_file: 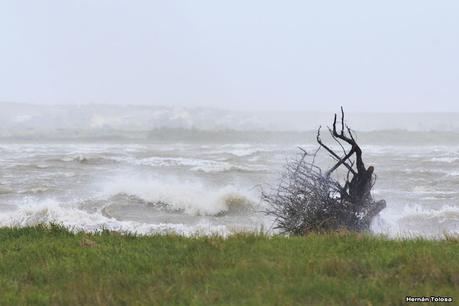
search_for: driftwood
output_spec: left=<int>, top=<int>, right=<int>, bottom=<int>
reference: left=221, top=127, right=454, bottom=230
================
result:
left=263, top=107, right=386, bottom=234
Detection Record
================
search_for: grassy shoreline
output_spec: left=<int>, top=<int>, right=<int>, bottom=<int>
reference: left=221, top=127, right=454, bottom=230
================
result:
left=0, top=225, right=457, bottom=305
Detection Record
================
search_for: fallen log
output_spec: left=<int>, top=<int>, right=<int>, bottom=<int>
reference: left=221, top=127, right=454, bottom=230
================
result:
left=263, top=107, right=386, bottom=234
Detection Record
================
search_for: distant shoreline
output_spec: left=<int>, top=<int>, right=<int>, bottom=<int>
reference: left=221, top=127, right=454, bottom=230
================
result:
left=3, top=103, right=459, bottom=133
left=3, top=129, right=459, bottom=145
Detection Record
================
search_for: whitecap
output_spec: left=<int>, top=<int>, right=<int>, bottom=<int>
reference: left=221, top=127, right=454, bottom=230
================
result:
left=96, top=175, right=259, bottom=217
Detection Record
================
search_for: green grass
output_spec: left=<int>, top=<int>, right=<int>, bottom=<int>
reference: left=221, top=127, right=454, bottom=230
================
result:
left=0, top=225, right=457, bottom=306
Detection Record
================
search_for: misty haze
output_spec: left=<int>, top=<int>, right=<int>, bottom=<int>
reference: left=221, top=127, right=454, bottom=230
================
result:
left=1, top=102, right=458, bottom=237
left=1, top=1, right=458, bottom=305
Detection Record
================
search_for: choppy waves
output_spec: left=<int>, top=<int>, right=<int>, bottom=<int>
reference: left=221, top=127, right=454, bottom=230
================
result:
left=0, top=175, right=265, bottom=236
left=1, top=140, right=459, bottom=238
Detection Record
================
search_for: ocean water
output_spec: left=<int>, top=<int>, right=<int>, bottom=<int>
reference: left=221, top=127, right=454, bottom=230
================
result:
left=1, top=104, right=458, bottom=238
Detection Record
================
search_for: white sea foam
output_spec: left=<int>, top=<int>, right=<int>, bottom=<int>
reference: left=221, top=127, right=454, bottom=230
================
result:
left=117, top=156, right=268, bottom=173
left=97, top=175, right=259, bottom=216
left=2, top=195, right=455, bottom=238
left=430, top=157, right=459, bottom=163
left=133, top=156, right=232, bottom=171
left=372, top=203, right=459, bottom=238
left=208, top=144, right=278, bottom=157
left=412, top=186, right=458, bottom=195
left=447, top=171, right=459, bottom=177
left=1, top=114, right=459, bottom=238
left=0, top=199, right=232, bottom=236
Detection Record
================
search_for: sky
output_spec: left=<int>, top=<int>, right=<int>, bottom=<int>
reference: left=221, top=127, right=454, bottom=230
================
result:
left=0, top=1, right=458, bottom=112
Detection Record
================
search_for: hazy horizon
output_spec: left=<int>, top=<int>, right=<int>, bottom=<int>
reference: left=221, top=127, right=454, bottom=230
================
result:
left=2, top=102, right=459, bottom=136
left=3, top=101, right=459, bottom=114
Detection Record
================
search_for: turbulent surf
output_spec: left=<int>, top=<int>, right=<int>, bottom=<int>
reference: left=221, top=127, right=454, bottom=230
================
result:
left=1, top=104, right=458, bottom=237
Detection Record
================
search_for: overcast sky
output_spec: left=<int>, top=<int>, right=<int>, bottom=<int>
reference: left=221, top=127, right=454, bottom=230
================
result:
left=1, top=1, right=458, bottom=112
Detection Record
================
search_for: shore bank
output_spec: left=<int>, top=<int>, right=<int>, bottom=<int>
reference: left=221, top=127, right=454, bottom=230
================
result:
left=0, top=225, right=457, bottom=305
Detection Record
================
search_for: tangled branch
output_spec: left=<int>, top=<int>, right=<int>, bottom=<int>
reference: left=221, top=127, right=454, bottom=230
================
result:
left=263, top=108, right=386, bottom=235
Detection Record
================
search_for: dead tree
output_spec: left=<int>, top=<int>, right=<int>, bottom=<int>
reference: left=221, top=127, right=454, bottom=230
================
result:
left=263, top=107, right=386, bottom=234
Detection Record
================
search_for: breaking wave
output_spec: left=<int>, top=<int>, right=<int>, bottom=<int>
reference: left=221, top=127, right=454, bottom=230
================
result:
left=97, top=175, right=258, bottom=216
left=372, top=203, right=459, bottom=238
left=0, top=199, right=231, bottom=236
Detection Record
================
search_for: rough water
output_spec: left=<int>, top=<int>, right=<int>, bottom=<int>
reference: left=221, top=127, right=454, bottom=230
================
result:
left=1, top=104, right=458, bottom=238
